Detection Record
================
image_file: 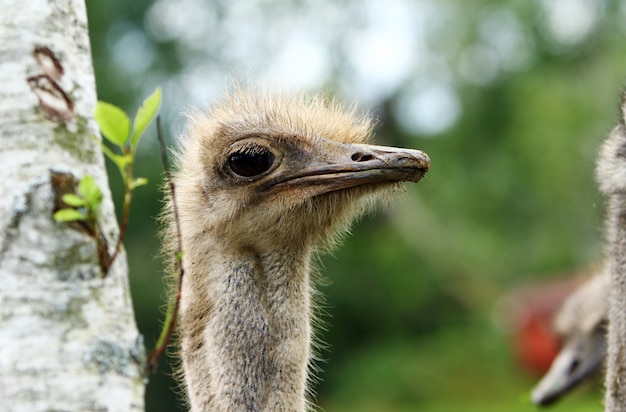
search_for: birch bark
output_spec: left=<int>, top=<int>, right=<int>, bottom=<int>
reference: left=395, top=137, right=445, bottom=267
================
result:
left=0, top=0, right=145, bottom=411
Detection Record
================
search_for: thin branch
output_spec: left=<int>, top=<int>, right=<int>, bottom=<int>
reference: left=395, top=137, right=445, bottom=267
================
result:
left=146, top=116, right=185, bottom=373
left=108, top=152, right=133, bottom=270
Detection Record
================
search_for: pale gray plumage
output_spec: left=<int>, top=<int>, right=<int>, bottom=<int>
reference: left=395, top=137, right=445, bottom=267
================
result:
left=162, top=88, right=430, bottom=411
left=596, top=91, right=626, bottom=412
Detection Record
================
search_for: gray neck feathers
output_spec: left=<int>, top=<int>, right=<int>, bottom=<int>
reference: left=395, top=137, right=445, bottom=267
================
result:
left=180, top=245, right=312, bottom=412
left=605, top=194, right=626, bottom=411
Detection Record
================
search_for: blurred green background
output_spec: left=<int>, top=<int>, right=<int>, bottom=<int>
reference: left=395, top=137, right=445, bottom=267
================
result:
left=85, top=0, right=626, bottom=410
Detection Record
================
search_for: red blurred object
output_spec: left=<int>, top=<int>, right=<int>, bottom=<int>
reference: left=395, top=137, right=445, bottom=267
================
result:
left=514, top=305, right=562, bottom=374
left=500, top=272, right=591, bottom=376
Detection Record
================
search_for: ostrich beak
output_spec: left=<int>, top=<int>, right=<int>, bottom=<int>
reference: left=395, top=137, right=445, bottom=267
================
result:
left=531, top=330, right=605, bottom=406
left=265, top=143, right=430, bottom=194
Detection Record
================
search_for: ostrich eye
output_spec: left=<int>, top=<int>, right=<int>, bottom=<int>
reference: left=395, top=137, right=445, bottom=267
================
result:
left=228, top=148, right=275, bottom=177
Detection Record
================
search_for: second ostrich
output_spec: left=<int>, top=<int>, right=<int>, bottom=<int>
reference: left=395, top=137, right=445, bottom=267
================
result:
left=163, top=89, right=431, bottom=411
left=597, top=92, right=626, bottom=412
left=531, top=266, right=608, bottom=406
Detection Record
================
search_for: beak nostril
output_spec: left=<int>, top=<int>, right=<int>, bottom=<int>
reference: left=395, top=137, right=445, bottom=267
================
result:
left=567, top=358, right=581, bottom=375
left=351, top=152, right=374, bottom=162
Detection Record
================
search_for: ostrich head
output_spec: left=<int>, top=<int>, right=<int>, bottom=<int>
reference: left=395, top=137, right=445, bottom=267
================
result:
left=173, top=90, right=430, bottom=253
left=531, top=268, right=608, bottom=406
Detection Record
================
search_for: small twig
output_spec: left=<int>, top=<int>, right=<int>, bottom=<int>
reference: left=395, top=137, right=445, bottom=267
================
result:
left=108, top=150, right=134, bottom=269
left=146, top=116, right=185, bottom=373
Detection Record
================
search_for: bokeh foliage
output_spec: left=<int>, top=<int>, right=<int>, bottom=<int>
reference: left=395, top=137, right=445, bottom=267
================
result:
left=86, top=0, right=626, bottom=410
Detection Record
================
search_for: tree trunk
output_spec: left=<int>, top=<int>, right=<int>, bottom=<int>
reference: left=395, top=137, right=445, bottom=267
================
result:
left=0, top=1, right=145, bottom=411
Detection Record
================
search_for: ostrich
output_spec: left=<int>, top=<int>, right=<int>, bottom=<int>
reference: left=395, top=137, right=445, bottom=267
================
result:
left=596, top=92, right=626, bottom=412
left=162, top=89, right=431, bottom=411
left=531, top=266, right=608, bottom=406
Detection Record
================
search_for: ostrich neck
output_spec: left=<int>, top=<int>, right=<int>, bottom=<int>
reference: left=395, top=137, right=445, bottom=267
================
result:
left=180, top=242, right=312, bottom=412
left=605, top=193, right=626, bottom=411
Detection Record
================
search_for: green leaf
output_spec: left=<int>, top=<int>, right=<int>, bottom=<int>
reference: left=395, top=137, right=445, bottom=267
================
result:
left=54, top=208, right=86, bottom=222
left=78, top=176, right=103, bottom=208
left=131, top=87, right=162, bottom=149
left=110, top=153, right=133, bottom=174
left=129, top=177, right=149, bottom=190
left=61, top=193, right=86, bottom=207
left=101, top=143, right=132, bottom=175
left=95, top=101, right=131, bottom=147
